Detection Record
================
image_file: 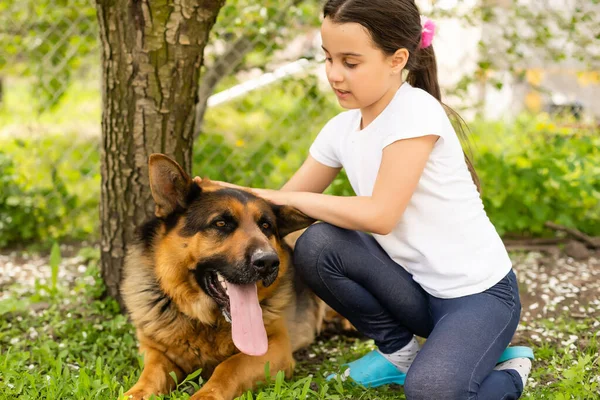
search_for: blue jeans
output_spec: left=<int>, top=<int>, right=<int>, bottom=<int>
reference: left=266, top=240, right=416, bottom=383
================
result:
left=294, top=223, right=524, bottom=400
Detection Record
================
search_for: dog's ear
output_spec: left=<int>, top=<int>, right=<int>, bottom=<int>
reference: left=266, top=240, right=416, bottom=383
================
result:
left=148, top=153, right=194, bottom=218
left=271, top=205, right=315, bottom=238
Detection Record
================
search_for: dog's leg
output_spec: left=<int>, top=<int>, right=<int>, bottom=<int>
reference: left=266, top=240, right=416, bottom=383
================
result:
left=124, top=346, right=184, bottom=400
left=190, top=319, right=294, bottom=400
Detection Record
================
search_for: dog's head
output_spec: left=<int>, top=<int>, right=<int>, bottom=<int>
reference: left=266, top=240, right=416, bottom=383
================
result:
left=143, top=154, right=314, bottom=355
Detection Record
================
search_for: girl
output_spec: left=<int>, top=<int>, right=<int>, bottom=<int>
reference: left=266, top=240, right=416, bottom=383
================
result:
left=199, top=0, right=534, bottom=398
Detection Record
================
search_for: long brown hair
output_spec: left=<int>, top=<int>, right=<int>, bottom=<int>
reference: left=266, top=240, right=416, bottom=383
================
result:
left=323, top=0, right=480, bottom=191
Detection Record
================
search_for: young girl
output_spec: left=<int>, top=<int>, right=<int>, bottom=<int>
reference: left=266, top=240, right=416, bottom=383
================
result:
left=199, top=0, right=534, bottom=398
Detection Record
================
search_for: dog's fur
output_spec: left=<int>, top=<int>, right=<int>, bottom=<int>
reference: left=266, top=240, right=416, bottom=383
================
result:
left=122, top=154, right=326, bottom=400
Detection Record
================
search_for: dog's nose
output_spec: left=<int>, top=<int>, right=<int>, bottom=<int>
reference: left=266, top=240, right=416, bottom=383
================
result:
left=251, top=252, right=280, bottom=274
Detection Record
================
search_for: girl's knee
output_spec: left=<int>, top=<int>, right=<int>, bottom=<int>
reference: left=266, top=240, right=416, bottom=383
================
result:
left=295, top=223, right=342, bottom=248
left=293, top=223, right=346, bottom=281
left=294, top=223, right=341, bottom=262
left=404, top=365, right=469, bottom=400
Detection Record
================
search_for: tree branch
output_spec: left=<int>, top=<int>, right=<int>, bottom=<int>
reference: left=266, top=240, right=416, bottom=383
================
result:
left=545, top=221, right=600, bottom=249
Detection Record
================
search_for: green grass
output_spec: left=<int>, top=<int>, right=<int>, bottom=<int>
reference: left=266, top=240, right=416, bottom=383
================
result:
left=1, top=247, right=598, bottom=400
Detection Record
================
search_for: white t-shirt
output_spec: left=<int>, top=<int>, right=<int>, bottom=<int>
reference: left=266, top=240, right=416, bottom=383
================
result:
left=309, top=82, right=512, bottom=298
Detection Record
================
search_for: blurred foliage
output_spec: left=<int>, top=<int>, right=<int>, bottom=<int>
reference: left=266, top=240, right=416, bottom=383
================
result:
left=433, top=0, right=600, bottom=103
left=475, top=1, right=600, bottom=70
left=194, top=75, right=348, bottom=192
left=0, top=0, right=322, bottom=112
left=0, top=0, right=97, bottom=111
left=0, top=136, right=99, bottom=248
left=208, top=0, right=321, bottom=67
left=1, top=0, right=598, bottom=112
left=471, top=116, right=600, bottom=237
left=0, top=78, right=598, bottom=248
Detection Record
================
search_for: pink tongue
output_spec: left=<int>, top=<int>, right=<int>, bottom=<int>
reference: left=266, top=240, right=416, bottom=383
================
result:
left=227, top=282, right=268, bottom=356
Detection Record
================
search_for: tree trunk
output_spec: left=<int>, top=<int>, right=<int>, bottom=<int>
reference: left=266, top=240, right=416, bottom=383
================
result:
left=95, top=0, right=225, bottom=309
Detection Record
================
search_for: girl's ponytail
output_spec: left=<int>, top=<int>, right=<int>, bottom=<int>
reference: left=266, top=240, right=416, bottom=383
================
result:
left=406, top=45, right=441, bottom=102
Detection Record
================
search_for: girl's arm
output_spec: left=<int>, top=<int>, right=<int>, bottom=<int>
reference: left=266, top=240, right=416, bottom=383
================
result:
left=280, top=155, right=341, bottom=193
left=255, top=135, right=438, bottom=235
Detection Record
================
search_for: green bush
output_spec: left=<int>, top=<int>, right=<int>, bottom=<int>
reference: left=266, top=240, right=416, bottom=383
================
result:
left=0, top=136, right=100, bottom=248
left=0, top=151, right=37, bottom=247
left=471, top=116, right=600, bottom=236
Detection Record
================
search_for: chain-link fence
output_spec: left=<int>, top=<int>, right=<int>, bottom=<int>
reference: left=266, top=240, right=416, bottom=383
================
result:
left=0, top=0, right=100, bottom=246
left=0, top=0, right=336, bottom=247
left=0, top=0, right=598, bottom=247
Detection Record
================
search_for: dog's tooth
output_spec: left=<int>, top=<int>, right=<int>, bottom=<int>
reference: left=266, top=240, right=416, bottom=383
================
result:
left=217, top=273, right=224, bottom=282
left=220, top=280, right=227, bottom=290
left=222, top=309, right=231, bottom=323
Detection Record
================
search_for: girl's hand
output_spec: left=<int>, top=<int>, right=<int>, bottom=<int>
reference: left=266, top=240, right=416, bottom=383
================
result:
left=252, top=188, right=290, bottom=206
left=193, top=176, right=245, bottom=190
left=193, top=177, right=289, bottom=206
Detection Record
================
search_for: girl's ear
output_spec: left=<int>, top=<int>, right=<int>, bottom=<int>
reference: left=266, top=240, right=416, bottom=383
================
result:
left=390, top=48, right=409, bottom=75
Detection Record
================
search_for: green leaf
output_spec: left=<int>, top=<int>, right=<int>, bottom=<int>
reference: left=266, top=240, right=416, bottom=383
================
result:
left=169, top=371, right=179, bottom=385
left=274, top=370, right=284, bottom=394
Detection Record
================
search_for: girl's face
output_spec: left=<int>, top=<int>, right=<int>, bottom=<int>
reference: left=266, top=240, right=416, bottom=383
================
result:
left=321, top=17, right=405, bottom=119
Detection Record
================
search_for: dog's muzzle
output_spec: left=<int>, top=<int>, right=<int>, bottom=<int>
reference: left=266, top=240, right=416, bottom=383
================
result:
left=250, top=250, right=279, bottom=287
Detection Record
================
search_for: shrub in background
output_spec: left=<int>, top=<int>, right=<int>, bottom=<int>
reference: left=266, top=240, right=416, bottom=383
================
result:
left=0, top=79, right=598, bottom=247
left=471, top=116, right=600, bottom=237
left=0, top=136, right=99, bottom=247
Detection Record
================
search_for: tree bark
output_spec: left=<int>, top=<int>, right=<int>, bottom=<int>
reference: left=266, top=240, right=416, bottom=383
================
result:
left=95, top=0, right=225, bottom=309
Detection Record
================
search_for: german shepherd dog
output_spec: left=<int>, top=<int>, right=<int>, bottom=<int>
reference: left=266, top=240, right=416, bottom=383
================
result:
left=122, top=154, right=326, bottom=400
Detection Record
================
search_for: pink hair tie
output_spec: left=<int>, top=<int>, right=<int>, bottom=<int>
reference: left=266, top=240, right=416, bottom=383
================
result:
left=420, top=16, right=436, bottom=49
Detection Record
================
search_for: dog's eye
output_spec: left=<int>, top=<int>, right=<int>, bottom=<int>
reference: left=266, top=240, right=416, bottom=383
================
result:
left=262, top=222, right=270, bottom=230
left=211, top=218, right=237, bottom=233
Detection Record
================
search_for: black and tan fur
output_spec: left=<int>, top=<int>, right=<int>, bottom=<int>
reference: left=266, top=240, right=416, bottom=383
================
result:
left=122, top=154, right=326, bottom=400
